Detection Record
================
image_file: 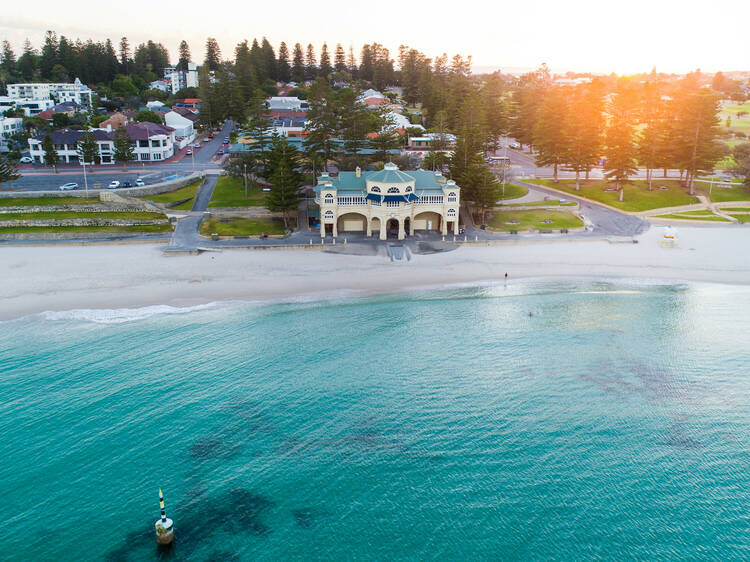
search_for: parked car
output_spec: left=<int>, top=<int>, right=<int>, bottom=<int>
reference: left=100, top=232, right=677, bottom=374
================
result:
left=223, top=137, right=229, bottom=143
left=509, top=141, right=521, bottom=149
left=193, top=143, right=201, bottom=148
left=107, top=180, right=120, bottom=189
left=207, top=133, right=214, bottom=139
left=19, top=156, right=33, bottom=163
left=122, top=181, right=132, bottom=188
left=186, top=149, right=193, bottom=155
left=135, top=178, right=145, bottom=187
left=59, top=182, right=78, bottom=191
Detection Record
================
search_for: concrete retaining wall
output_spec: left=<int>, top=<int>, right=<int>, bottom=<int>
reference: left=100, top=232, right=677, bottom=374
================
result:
left=0, top=204, right=140, bottom=213
left=0, top=172, right=205, bottom=199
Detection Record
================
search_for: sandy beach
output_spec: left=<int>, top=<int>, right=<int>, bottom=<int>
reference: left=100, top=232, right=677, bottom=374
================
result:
left=2, top=226, right=750, bottom=320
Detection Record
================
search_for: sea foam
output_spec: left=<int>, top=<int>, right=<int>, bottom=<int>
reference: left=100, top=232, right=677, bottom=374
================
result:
left=38, top=303, right=220, bottom=324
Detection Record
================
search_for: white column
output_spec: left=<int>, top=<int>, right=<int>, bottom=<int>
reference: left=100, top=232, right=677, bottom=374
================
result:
left=379, top=218, right=386, bottom=240
left=441, top=214, right=448, bottom=235
left=398, top=218, right=405, bottom=240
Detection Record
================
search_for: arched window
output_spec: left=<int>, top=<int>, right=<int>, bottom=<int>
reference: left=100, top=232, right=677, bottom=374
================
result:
left=371, top=186, right=381, bottom=193
left=405, top=186, right=413, bottom=192
left=387, top=187, right=399, bottom=193
left=324, top=210, right=334, bottom=218
left=447, top=191, right=457, bottom=202
left=447, top=208, right=457, bottom=218
left=324, top=193, right=334, bottom=204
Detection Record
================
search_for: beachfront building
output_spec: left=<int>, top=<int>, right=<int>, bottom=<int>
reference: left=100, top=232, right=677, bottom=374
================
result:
left=314, top=163, right=460, bottom=240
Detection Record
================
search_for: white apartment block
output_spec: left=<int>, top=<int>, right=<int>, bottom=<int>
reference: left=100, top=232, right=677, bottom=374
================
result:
left=163, top=63, right=199, bottom=94
left=7, top=78, right=93, bottom=108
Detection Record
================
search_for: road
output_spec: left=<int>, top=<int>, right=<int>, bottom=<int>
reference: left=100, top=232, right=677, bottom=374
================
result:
left=4, top=121, right=233, bottom=192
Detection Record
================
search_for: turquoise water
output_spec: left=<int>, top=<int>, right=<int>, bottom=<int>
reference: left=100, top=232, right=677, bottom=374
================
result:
left=2, top=280, right=750, bottom=560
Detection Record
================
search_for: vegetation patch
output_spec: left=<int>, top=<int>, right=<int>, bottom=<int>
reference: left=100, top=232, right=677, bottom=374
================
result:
left=0, top=211, right=165, bottom=221
left=729, top=214, right=750, bottom=223
left=499, top=199, right=576, bottom=207
left=488, top=210, right=583, bottom=231
left=700, top=183, right=750, bottom=203
left=0, top=224, right=172, bottom=234
left=527, top=179, right=699, bottom=212
left=0, top=197, right=101, bottom=207
left=653, top=213, right=731, bottom=222
left=142, top=179, right=203, bottom=210
left=496, top=183, right=528, bottom=200
left=208, top=176, right=267, bottom=207
left=200, top=217, right=285, bottom=236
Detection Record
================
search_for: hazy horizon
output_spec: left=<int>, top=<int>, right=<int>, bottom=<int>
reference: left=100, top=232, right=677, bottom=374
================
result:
left=3, top=0, right=750, bottom=75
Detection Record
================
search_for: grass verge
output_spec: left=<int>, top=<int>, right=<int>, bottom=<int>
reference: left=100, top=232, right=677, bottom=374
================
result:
left=497, top=183, right=528, bottom=200
left=200, top=217, right=285, bottom=236
left=141, top=179, right=203, bottom=210
left=653, top=213, right=731, bottom=222
left=488, top=210, right=583, bottom=231
left=0, top=197, right=101, bottom=207
left=208, top=176, right=267, bottom=207
left=0, top=224, right=172, bottom=234
left=0, top=211, right=166, bottom=221
left=527, top=179, right=699, bottom=211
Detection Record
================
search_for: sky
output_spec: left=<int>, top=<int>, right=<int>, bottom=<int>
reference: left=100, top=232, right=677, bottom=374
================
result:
left=2, top=0, right=749, bottom=75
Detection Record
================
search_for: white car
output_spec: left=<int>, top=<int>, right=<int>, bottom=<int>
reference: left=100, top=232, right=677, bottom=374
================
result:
left=59, top=182, right=78, bottom=191
left=509, top=141, right=521, bottom=149
left=186, top=149, right=193, bottom=156
left=19, top=156, right=33, bottom=163
left=135, top=178, right=145, bottom=187
left=107, top=180, right=120, bottom=189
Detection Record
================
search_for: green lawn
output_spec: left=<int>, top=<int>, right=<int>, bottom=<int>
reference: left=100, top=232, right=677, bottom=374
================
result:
left=208, top=176, right=267, bottom=207
left=719, top=207, right=750, bottom=212
left=0, top=224, right=172, bottom=234
left=497, top=183, right=528, bottom=200
left=653, top=213, right=731, bottom=222
left=0, top=211, right=166, bottom=221
left=142, top=179, right=204, bottom=210
left=700, top=183, right=750, bottom=203
left=499, top=200, right=577, bottom=207
left=527, top=179, right=700, bottom=212
left=0, top=197, right=101, bottom=207
left=488, top=210, right=583, bottom=232
left=200, top=217, right=285, bottom=236
left=730, top=214, right=750, bottom=223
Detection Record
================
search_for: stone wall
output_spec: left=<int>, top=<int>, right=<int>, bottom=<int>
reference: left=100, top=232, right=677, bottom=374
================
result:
left=0, top=218, right=169, bottom=227
left=0, top=172, right=205, bottom=199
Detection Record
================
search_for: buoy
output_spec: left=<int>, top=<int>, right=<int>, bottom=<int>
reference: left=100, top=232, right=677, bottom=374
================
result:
left=155, top=488, right=174, bottom=546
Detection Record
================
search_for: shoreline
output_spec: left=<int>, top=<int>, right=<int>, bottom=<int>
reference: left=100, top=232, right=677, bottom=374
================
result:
left=3, top=226, right=750, bottom=321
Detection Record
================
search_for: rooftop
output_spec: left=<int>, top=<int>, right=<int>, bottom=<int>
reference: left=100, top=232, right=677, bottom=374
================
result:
left=314, top=163, right=457, bottom=193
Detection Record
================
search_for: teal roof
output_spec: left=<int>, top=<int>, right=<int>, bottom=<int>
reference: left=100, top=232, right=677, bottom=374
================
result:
left=314, top=167, right=457, bottom=193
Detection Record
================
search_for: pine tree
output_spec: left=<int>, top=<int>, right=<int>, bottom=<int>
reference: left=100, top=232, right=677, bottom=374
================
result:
left=532, top=88, right=570, bottom=182
left=303, top=78, right=337, bottom=171
left=177, top=40, right=191, bottom=71
left=305, top=44, right=317, bottom=80
left=246, top=89, right=272, bottom=166
left=291, top=43, right=305, bottom=83
left=119, top=37, right=130, bottom=74
left=0, top=157, right=21, bottom=187
left=265, top=136, right=303, bottom=229
left=277, top=42, right=291, bottom=82
left=334, top=44, right=346, bottom=73
left=113, top=126, right=134, bottom=167
left=603, top=86, right=639, bottom=200
left=17, top=39, right=38, bottom=81
left=347, top=45, right=357, bottom=77
left=261, top=37, right=276, bottom=82
left=319, top=43, right=332, bottom=79
left=565, top=82, right=604, bottom=189
left=1, top=41, right=17, bottom=87
left=204, top=37, right=221, bottom=71
left=77, top=130, right=100, bottom=165
left=42, top=133, right=59, bottom=171
left=234, top=40, right=257, bottom=101
left=40, top=30, right=58, bottom=80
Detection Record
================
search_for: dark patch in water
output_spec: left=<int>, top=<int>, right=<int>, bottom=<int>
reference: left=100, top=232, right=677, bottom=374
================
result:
left=661, top=426, right=702, bottom=449
left=188, top=437, right=240, bottom=461
left=104, top=488, right=274, bottom=561
left=292, top=508, right=314, bottom=528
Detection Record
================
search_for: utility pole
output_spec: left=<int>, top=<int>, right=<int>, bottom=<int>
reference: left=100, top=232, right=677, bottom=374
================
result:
left=243, top=163, right=247, bottom=199
left=82, top=160, right=89, bottom=197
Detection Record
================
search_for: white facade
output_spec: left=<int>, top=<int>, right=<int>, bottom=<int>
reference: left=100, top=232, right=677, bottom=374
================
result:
left=164, top=111, right=194, bottom=141
left=164, top=63, right=199, bottom=94
left=28, top=135, right=115, bottom=165
left=0, top=117, right=23, bottom=152
left=0, top=96, right=55, bottom=116
left=7, top=78, right=93, bottom=108
left=267, top=97, right=308, bottom=111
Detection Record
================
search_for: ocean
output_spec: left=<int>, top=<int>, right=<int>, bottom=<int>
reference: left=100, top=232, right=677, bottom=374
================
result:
left=1, top=280, right=750, bottom=560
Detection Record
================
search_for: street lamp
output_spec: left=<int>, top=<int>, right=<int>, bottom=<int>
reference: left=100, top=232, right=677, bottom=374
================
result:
left=81, top=160, right=90, bottom=197
left=243, top=162, right=247, bottom=199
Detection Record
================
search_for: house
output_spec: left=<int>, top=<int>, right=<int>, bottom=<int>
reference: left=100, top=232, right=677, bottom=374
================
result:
left=28, top=122, right=176, bottom=164
left=173, top=98, right=201, bottom=112
left=381, top=111, right=424, bottom=134
left=149, top=80, right=170, bottom=93
left=37, top=102, right=82, bottom=122
left=406, top=133, right=456, bottom=151
left=7, top=78, right=93, bottom=108
left=270, top=117, right=308, bottom=138
left=163, top=63, right=199, bottom=94
left=314, top=163, right=461, bottom=240
left=172, top=107, right=198, bottom=122
left=164, top=111, right=195, bottom=145
left=267, top=97, right=308, bottom=112
left=28, top=129, right=115, bottom=164
left=0, top=96, right=55, bottom=116
left=124, top=122, right=176, bottom=162
left=146, top=100, right=168, bottom=111
left=99, top=112, right=130, bottom=131
left=0, top=117, right=23, bottom=152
